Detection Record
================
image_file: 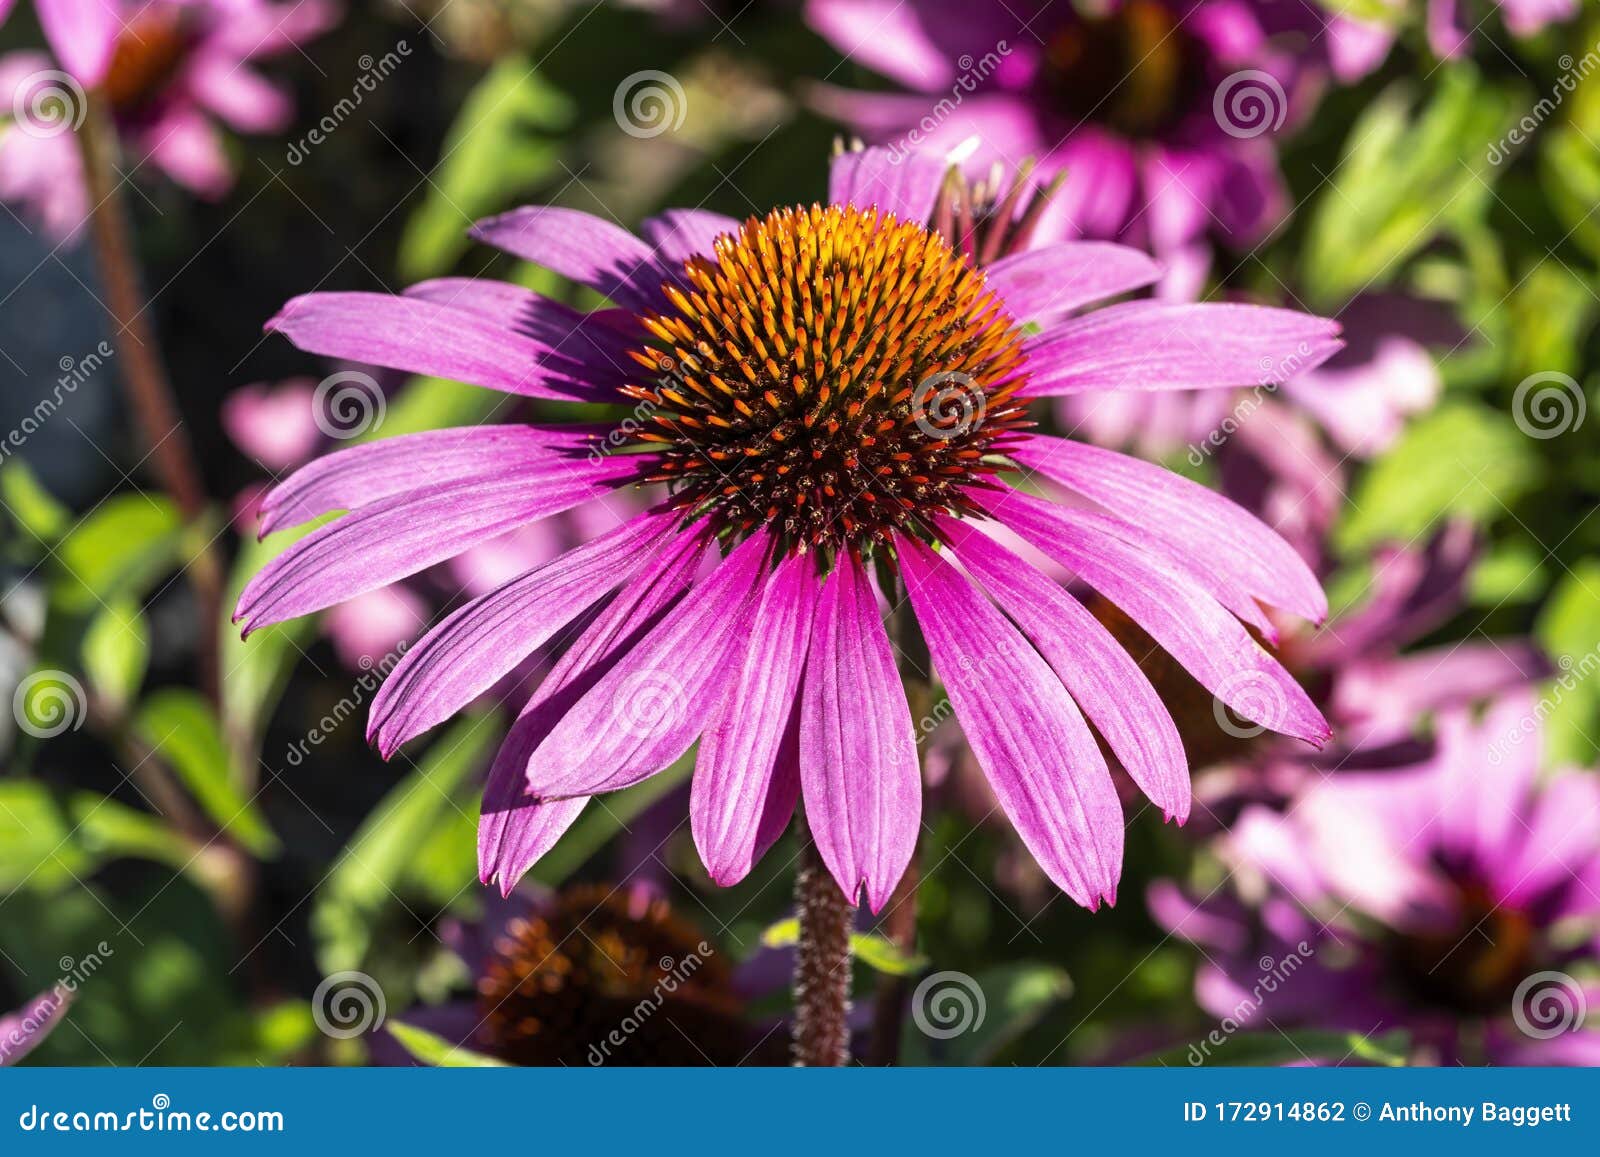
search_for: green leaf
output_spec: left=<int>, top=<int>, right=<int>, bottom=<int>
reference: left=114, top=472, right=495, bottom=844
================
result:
left=1535, top=561, right=1600, bottom=768
left=759, top=918, right=929, bottom=976
left=0, top=782, right=191, bottom=892
left=900, top=964, right=1072, bottom=1066
left=397, top=58, right=574, bottom=280
left=1336, top=404, right=1540, bottom=553
left=81, top=599, right=149, bottom=711
left=0, top=461, right=69, bottom=542
left=1135, top=1029, right=1410, bottom=1067
left=1301, top=69, right=1514, bottom=306
left=384, top=1020, right=509, bottom=1067
left=312, top=714, right=499, bottom=974
left=132, top=689, right=279, bottom=856
left=52, top=494, right=182, bottom=611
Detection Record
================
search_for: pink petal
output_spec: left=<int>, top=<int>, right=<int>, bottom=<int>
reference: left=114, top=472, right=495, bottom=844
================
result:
left=234, top=456, right=639, bottom=632
left=478, top=531, right=709, bottom=893
left=692, top=555, right=819, bottom=886
left=265, top=292, right=622, bottom=403
left=1021, top=302, right=1342, bottom=396
left=798, top=552, right=918, bottom=913
left=639, top=208, right=741, bottom=266
left=368, top=511, right=678, bottom=757
left=1012, top=435, right=1327, bottom=622
left=934, top=516, right=1189, bottom=821
left=827, top=145, right=947, bottom=226
left=984, top=243, right=1162, bottom=327
left=37, top=0, right=118, bottom=86
left=468, top=207, right=661, bottom=313
left=986, top=490, right=1330, bottom=746
left=900, top=536, right=1123, bottom=909
left=402, top=279, right=637, bottom=376
left=522, top=534, right=771, bottom=799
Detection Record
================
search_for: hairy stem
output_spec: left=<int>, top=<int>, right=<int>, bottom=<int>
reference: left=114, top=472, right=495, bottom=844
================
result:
left=792, top=819, right=853, bottom=1066
left=78, top=96, right=223, bottom=706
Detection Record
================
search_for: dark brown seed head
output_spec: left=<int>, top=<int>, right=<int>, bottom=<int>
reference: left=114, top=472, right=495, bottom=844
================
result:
left=103, top=9, right=195, bottom=115
left=624, top=203, right=1031, bottom=559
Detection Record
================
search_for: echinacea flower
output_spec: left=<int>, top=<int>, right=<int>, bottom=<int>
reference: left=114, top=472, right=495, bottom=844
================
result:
left=0, top=0, right=337, bottom=240
left=1153, top=696, right=1600, bottom=1065
left=236, top=145, right=1341, bottom=912
left=806, top=0, right=1304, bottom=295
left=378, top=884, right=761, bottom=1067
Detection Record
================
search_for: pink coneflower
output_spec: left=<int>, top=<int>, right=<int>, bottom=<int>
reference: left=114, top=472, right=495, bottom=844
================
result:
left=806, top=0, right=1307, bottom=295
left=236, top=145, right=1341, bottom=911
left=0, top=0, right=336, bottom=240
left=1154, top=696, right=1600, bottom=1065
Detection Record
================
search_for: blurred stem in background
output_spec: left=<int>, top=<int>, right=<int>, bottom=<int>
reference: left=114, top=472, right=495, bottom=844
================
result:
left=76, top=95, right=225, bottom=709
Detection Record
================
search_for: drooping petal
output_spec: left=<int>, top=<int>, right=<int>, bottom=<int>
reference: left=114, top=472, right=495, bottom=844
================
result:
left=900, top=537, right=1123, bottom=909
left=1012, top=435, right=1327, bottom=623
left=468, top=207, right=661, bottom=313
left=36, top=0, right=118, bottom=86
left=234, top=456, right=640, bottom=632
left=984, top=243, right=1162, bottom=327
left=692, top=556, right=819, bottom=886
left=368, top=511, right=679, bottom=757
left=986, top=490, right=1330, bottom=746
left=478, top=531, right=709, bottom=894
left=257, top=424, right=607, bottom=536
left=934, top=516, right=1189, bottom=821
left=265, top=292, right=622, bottom=403
left=798, top=552, right=918, bottom=913
left=1021, top=302, right=1342, bottom=396
left=827, top=145, right=947, bottom=226
left=523, top=534, right=771, bottom=799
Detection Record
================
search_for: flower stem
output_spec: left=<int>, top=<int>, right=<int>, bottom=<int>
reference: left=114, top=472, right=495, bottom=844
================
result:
left=77, top=95, right=223, bottom=706
left=792, top=818, right=853, bottom=1066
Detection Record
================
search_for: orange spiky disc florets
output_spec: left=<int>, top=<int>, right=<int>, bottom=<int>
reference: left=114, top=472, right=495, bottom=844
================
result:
left=623, top=203, right=1031, bottom=558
